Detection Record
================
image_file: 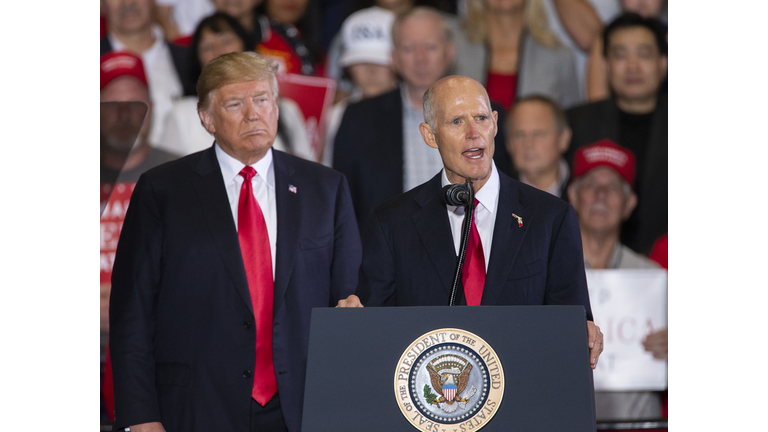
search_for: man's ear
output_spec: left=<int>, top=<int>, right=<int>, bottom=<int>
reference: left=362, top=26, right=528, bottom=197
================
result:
left=199, top=109, right=216, bottom=135
left=659, top=55, right=668, bottom=81
left=622, top=191, right=638, bottom=220
left=492, top=110, right=499, bottom=138
left=558, top=126, right=572, bottom=154
left=420, top=122, right=439, bottom=149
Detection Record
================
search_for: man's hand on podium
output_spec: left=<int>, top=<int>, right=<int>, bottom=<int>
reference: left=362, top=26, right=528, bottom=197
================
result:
left=587, top=321, right=604, bottom=369
left=336, top=294, right=364, bottom=307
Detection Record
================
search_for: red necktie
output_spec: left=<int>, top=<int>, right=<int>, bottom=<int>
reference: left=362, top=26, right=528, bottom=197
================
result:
left=237, top=166, right=277, bottom=406
left=462, top=199, right=486, bottom=306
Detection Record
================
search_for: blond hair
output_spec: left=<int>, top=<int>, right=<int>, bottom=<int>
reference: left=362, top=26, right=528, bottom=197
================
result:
left=196, top=51, right=279, bottom=113
left=461, top=0, right=560, bottom=48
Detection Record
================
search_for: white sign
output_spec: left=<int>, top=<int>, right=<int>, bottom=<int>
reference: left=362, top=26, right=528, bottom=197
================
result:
left=587, top=269, right=668, bottom=391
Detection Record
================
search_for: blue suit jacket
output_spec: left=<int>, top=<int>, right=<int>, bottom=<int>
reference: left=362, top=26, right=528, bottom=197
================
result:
left=109, top=147, right=362, bottom=431
left=356, top=171, right=593, bottom=319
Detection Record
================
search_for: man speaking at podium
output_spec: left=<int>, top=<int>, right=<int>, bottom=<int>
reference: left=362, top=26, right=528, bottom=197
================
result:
left=338, top=75, right=603, bottom=368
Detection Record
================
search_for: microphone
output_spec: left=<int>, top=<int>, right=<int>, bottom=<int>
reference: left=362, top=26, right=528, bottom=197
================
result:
left=442, top=184, right=471, bottom=206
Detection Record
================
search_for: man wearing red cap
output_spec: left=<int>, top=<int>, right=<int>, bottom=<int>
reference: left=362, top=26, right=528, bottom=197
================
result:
left=567, top=139, right=658, bottom=270
left=567, top=139, right=665, bottom=422
left=100, top=51, right=180, bottom=423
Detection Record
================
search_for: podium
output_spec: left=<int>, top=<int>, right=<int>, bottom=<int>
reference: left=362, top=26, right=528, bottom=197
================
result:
left=302, top=306, right=596, bottom=431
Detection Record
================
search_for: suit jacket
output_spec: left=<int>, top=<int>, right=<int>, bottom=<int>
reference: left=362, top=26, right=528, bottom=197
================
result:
left=355, top=170, right=593, bottom=320
left=565, top=95, right=668, bottom=254
left=109, top=147, right=362, bottom=431
left=332, top=88, right=512, bottom=233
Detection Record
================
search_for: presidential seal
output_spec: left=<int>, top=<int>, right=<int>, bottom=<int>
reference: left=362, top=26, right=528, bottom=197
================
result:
left=394, top=328, right=504, bottom=432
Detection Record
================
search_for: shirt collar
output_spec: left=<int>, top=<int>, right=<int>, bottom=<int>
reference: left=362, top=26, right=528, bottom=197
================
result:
left=441, top=161, right=500, bottom=216
left=215, top=143, right=274, bottom=188
left=400, top=82, right=422, bottom=117
left=518, top=157, right=570, bottom=197
left=109, top=24, right=166, bottom=57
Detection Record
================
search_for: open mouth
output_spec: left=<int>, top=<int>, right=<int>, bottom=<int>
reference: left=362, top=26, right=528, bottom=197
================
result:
left=463, top=148, right=484, bottom=159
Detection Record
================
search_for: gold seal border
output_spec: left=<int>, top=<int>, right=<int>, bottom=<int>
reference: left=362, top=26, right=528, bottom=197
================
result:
left=393, top=328, right=505, bottom=432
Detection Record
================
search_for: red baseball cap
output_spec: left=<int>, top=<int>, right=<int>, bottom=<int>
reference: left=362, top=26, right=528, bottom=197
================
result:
left=572, top=139, right=636, bottom=188
left=100, top=51, right=148, bottom=90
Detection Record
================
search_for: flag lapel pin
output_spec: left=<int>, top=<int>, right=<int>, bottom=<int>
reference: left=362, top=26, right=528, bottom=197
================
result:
left=512, top=213, right=523, bottom=227
left=289, top=184, right=297, bottom=194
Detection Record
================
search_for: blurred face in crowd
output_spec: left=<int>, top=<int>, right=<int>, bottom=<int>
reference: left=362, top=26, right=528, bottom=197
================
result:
left=348, top=63, right=396, bottom=98
left=198, top=28, right=247, bottom=67
left=507, top=100, right=570, bottom=180
left=484, top=0, right=525, bottom=14
left=200, top=80, right=279, bottom=165
left=568, top=167, right=637, bottom=236
left=421, top=77, right=498, bottom=191
left=100, top=77, right=153, bottom=152
left=392, top=13, right=455, bottom=93
left=621, top=0, right=665, bottom=18
left=212, top=0, right=261, bottom=21
left=265, top=0, right=310, bottom=25
left=102, top=0, right=153, bottom=35
left=605, top=26, right=667, bottom=106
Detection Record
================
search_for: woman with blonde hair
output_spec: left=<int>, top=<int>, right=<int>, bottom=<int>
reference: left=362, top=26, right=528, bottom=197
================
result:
left=455, top=0, right=580, bottom=111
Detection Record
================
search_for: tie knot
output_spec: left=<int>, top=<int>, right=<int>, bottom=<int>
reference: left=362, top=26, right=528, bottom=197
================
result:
left=239, top=166, right=257, bottom=182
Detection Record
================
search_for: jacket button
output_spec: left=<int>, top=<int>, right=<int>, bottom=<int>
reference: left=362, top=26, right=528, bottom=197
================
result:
left=243, top=321, right=251, bottom=329
left=243, top=370, right=252, bottom=378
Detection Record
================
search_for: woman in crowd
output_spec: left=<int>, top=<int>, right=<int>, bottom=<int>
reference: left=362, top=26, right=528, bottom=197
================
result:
left=256, top=0, right=325, bottom=75
left=158, top=12, right=315, bottom=160
left=457, top=0, right=581, bottom=111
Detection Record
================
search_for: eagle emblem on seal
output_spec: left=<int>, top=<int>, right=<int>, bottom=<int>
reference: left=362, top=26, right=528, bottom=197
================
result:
left=423, top=354, right=477, bottom=413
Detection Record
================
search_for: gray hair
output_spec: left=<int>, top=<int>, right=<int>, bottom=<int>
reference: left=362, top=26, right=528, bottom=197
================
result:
left=422, top=76, right=492, bottom=131
left=392, top=7, right=453, bottom=48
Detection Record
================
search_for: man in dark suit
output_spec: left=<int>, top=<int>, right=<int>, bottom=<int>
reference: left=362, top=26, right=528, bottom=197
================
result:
left=566, top=13, right=668, bottom=255
left=109, top=52, right=362, bottom=432
left=338, top=75, right=603, bottom=369
left=332, top=7, right=511, bottom=233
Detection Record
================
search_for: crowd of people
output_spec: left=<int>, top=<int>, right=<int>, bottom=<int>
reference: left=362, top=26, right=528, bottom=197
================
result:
left=101, top=0, right=668, bottom=427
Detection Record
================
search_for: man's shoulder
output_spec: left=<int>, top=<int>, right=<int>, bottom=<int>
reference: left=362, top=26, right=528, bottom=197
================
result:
left=344, top=88, right=401, bottom=116
left=501, top=172, right=570, bottom=213
left=566, top=98, right=615, bottom=120
left=273, top=149, right=344, bottom=182
left=617, top=244, right=662, bottom=270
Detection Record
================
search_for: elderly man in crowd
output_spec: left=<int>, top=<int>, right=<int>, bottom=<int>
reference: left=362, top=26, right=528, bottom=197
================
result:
left=567, top=138, right=665, bottom=420
left=109, top=52, right=361, bottom=432
left=566, top=13, right=668, bottom=255
left=101, top=0, right=195, bottom=143
left=332, top=7, right=511, bottom=232
left=339, top=75, right=603, bottom=371
left=506, top=95, right=572, bottom=199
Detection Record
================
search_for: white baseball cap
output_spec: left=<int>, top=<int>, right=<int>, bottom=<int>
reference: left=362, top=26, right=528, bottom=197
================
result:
left=339, top=7, right=395, bottom=67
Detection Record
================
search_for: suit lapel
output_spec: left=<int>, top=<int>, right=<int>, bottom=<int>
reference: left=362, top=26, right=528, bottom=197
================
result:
left=272, top=151, right=300, bottom=314
left=411, top=175, right=458, bottom=300
left=482, top=174, right=530, bottom=305
left=191, top=147, right=254, bottom=314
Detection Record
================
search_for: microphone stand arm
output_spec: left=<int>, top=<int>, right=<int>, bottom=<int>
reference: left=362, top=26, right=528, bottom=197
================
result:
left=448, top=179, right=475, bottom=306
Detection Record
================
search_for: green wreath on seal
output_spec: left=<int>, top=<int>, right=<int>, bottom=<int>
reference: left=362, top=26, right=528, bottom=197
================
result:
left=423, top=384, right=439, bottom=405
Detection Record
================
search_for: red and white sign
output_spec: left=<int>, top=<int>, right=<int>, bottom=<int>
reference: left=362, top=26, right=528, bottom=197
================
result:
left=100, top=182, right=136, bottom=283
left=277, top=73, right=336, bottom=159
left=586, top=269, right=668, bottom=391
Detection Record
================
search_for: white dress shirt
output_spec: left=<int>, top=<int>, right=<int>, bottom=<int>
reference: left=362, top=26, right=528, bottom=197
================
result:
left=110, top=25, right=184, bottom=145
left=215, top=144, right=277, bottom=279
left=442, top=162, right=500, bottom=272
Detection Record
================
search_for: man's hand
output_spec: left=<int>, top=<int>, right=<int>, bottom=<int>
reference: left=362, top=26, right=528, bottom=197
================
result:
left=336, top=294, right=363, bottom=308
left=129, top=422, right=165, bottom=432
left=587, top=321, right=604, bottom=369
left=642, top=327, right=668, bottom=360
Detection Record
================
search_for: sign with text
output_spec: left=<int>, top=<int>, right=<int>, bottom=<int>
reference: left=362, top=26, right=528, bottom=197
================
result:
left=101, top=182, right=136, bottom=283
left=276, top=73, right=336, bottom=159
left=586, top=269, right=668, bottom=391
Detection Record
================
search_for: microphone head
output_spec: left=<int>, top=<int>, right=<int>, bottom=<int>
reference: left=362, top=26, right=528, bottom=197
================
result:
left=442, top=184, right=470, bottom=206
